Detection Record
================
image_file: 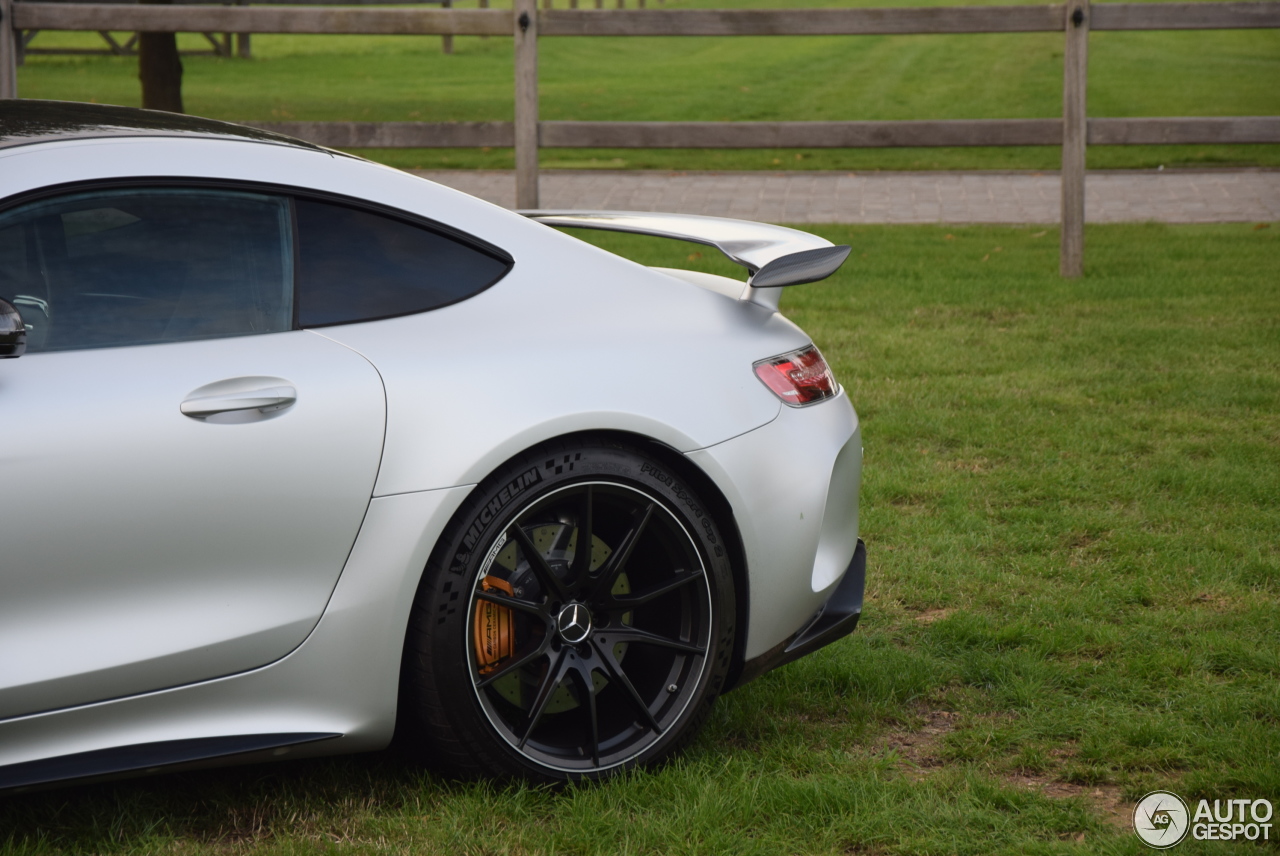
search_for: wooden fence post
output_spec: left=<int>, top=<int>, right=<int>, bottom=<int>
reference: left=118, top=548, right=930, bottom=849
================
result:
left=0, top=0, right=17, bottom=99
left=233, top=0, right=250, bottom=58
left=514, top=0, right=539, bottom=208
left=1061, top=0, right=1088, bottom=277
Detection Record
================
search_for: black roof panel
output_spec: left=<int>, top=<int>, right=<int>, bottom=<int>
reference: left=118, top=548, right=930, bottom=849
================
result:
left=0, top=99, right=323, bottom=151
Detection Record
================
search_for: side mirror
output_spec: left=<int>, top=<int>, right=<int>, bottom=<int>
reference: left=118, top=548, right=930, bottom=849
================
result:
left=1, top=298, right=27, bottom=358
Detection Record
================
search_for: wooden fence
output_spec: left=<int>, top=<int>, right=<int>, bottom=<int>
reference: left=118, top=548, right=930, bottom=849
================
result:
left=1, top=1, right=1278, bottom=275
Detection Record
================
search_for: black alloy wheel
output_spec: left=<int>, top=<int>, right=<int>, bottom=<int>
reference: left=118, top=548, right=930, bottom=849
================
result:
left=401, top=439, right=736, bottom=781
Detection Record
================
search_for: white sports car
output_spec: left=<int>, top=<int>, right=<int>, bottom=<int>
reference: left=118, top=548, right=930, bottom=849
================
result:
left=0, top=100, right=864, bottom=787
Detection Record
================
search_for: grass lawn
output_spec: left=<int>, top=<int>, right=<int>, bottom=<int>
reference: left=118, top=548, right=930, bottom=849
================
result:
left=2, top=222, right=1277, bottom=854
left=14, top=0, right=1280, bottom=172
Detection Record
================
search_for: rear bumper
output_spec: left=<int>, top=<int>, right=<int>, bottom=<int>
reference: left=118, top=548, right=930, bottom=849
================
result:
left=686, top=389, right=860, bottom=662
left=726, top=538, right=866, bottom=691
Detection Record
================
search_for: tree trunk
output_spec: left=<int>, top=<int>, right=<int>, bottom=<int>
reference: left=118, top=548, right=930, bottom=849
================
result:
left=138, top=0, right=183, bottom=113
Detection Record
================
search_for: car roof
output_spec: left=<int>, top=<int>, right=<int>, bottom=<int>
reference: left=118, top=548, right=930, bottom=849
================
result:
left=0, top=99, right=323, bottom=152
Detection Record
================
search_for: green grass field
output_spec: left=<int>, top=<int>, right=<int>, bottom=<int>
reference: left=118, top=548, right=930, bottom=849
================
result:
left=3, top=222, right=1277, bottom=855
left=14, top=0, right=1280, bottom=172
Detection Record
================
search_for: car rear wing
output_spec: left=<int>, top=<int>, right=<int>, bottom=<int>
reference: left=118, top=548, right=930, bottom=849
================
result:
left=520, top=210, right=850, bottom=309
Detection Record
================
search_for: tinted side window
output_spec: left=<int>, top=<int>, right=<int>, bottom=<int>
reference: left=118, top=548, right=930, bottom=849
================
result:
left=295, top=199, right=511, bottom=327
left=0, top=189, right=292, bottom=352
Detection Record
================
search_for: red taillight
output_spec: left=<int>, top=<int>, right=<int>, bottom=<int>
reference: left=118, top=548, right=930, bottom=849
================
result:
left=753, top=345, right=838, bottom=406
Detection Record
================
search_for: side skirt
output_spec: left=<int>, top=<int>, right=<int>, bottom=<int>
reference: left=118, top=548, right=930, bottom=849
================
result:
left=0, top=732, right=340, bottom=792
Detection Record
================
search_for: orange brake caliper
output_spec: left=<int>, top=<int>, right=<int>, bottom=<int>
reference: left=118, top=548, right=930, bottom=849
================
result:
left=474, top=576, right=516, bottom=673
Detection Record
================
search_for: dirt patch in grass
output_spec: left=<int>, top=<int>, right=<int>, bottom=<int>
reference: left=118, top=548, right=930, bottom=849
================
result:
left=884, top=709, right=957, bottom=777
left=914, top=609, right=954, bottom=625
left=941, top=457, right=991, bottom=474
left=1189, top=591, right=1239, bottom=611
left=885, top=710, right=1129, bottom=830
left=1005, top=776, right=1130, bottom=831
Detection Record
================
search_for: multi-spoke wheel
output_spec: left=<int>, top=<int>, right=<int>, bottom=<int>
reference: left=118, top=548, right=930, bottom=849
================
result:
left=401, top=439, right=735, bottom=781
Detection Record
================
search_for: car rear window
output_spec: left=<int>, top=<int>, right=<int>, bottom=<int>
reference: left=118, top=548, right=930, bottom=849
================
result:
left=294, top=199, right=512, bottom=328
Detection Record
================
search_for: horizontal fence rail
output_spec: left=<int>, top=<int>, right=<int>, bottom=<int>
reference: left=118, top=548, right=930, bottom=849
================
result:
left=11, top=2, right=1280, bottom=34
left=1088, top=116, right=1280, bottom=145
left=1, top=1, right=1278, bottom=276
left=538, top=6, right=1068, bottom=35
left=1090, top=1, right=1280, bottom=28
left=544, top=2, right=1280, bottom=33
left=25, top=0, right=461, bottom=5
left=248, top=117, right=1280, bottom=149
left=12, top=5, right=510, bottom=34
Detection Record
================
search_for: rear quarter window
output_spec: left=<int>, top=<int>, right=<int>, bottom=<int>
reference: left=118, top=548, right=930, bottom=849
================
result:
left=295, top=199, right=512, bottom=327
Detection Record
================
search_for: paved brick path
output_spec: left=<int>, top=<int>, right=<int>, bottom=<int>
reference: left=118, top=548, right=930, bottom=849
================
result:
left=410, top=168, right=1280, bottom=224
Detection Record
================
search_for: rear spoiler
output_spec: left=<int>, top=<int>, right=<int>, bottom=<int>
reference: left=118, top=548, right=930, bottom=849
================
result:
left=520, top=210, right=850, bottom=309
